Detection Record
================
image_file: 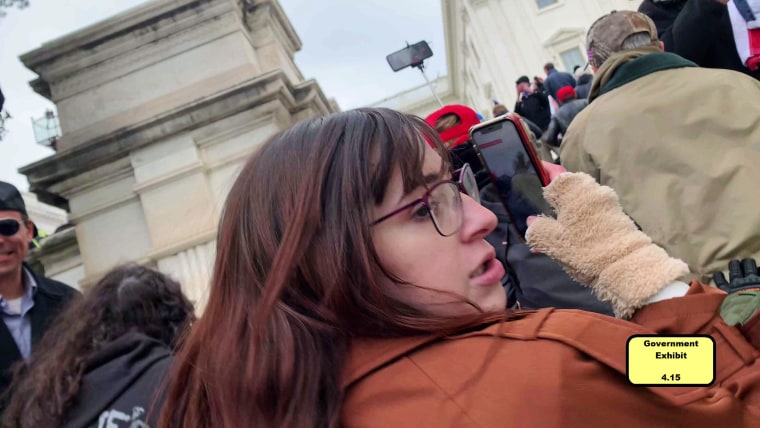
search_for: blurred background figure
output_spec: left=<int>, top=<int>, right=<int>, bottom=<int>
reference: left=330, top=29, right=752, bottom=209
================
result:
left=542, top=62, right=576, bottom=106
left=542, top=85, right=588, bottom=152
left=638, top=0, right=760, bottom=79
left=1, top=264, right=195, bottom=428
left=513, top=75, right=551, bottom=134
left=492, top=100, right=509, bottom=117
left=573, top=64, right=594, bottom=99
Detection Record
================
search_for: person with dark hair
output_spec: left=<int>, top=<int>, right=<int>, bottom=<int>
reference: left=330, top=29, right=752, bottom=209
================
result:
left=158, top=108, right=760, bottom=427
left=0, top=181, right=79, bottom=411
left=542, top=62, right=576, bottom=102
left=513, top=75, right=551, bottom=132
left=492, top=101, right=508, bottom=117
left=1, top=264, right=195, bottom=428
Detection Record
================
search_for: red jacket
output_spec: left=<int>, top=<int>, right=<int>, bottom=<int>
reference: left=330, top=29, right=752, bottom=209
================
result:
left=342, top=282, right=760, bottom=427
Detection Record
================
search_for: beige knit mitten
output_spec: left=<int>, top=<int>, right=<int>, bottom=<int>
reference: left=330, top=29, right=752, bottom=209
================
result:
left=525, top=172, right=689, bottom=319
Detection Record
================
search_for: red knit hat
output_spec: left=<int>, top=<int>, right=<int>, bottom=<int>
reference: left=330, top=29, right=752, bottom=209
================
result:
left=556, top=86, right=576, bottom=103
left=424, top=104, right=480, bottom=148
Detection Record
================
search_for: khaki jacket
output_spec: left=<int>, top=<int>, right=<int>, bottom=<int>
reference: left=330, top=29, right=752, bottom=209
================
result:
left=560, top=49, right=760, bottom=283
left=342, top=283, right=760, bottom=427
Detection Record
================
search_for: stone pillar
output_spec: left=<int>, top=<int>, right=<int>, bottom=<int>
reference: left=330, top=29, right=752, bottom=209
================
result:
left=18, top=0, right=337, bottom=300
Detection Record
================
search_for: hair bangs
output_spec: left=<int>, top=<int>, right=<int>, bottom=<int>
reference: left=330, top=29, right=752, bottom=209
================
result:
left=363, top=109, right=451, bottom=205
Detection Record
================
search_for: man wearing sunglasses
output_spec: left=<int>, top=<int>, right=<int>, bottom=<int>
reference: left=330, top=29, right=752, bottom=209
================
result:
left=0, top=181, right=79, bottom=409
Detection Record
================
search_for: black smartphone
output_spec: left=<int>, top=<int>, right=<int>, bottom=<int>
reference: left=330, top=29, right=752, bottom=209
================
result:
left=386, top=41, right=433, bottom=72
left=469, top=114, right=553, bottom=239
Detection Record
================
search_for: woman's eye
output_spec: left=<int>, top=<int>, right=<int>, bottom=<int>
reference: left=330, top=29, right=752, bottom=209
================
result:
left=428, top=199, right=443, bottom=217
left=411, top=204, right=430, bottom=220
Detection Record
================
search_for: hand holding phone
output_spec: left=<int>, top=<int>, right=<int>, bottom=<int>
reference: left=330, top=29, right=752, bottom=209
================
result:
left=469, top=114, right=554, bottom=240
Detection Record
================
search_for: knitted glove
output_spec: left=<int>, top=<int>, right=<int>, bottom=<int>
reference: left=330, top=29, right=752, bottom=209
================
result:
left=525, top=172, right=689, bottom=319
left=714, top=259, right=760, bottom=326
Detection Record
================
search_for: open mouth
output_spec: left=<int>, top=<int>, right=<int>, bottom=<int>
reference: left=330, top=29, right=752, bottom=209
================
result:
left=470, top=260, right=488, bottom=278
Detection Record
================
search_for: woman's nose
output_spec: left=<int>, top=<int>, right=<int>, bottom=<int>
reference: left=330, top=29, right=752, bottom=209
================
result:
left=459, top=194, right=497, bottom=242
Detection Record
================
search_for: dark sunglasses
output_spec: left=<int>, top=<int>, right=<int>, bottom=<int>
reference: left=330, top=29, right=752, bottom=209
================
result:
left=0, top=219, right=21, bottom=237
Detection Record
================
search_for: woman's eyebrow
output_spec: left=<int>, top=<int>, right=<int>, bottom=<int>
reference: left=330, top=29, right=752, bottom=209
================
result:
left=423, top=172, right=442, bottom=185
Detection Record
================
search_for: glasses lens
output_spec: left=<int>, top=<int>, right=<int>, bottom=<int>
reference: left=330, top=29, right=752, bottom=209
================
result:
left=0, top=219, right=20, bottom=237
left=460, top=164, right=480, bottom=204
left=428, top=183, right=462, bottom=236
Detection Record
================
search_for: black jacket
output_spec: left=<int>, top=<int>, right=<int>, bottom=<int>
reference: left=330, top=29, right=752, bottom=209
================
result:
left=574, top=73, right=593, bottom=100
left=514, top=92, right=551, bottom=131
left=62, top=332, right=172, bottom=428
left=479, top=185, right=614, bottom=315
left=542, top=99, right=588, bottom=148
left=639, top=0, right=760, bottom=80
left=0, top=265, right=78, bottom=407
left=543, top=69, right=577, bottom=101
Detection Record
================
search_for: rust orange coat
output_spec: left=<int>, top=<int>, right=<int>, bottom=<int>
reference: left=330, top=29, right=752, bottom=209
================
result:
left=342, top=283, right=760, bottom=427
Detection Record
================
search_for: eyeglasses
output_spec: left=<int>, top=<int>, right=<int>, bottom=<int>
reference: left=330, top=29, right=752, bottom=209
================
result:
left=0, top=219, right=21, bottom=237
left=371, top=163, right=480, bottom=237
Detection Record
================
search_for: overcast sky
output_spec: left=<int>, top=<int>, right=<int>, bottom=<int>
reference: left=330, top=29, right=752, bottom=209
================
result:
left=0, top=0, right=446, bottom=190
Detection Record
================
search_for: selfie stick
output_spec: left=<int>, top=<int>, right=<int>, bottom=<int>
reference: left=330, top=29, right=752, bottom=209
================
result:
left=413, top=61, right=443, bottom=108
left=387, top=41, right=443, bottom=108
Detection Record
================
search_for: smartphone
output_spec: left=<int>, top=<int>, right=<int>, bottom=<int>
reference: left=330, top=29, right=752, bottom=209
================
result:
left=386, top=41, right=433, bottom=72
left=469, top=114, right=553, bottom=239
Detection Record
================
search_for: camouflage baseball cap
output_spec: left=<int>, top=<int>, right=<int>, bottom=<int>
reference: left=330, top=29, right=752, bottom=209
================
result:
left=586, top=10, right=660, bottom=68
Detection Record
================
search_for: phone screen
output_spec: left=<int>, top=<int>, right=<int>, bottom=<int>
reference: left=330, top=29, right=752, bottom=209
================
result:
left=471, top=119, right=553, bottom=238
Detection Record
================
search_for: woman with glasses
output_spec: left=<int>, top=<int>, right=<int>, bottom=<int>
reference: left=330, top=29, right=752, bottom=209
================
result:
left=159, top=108, right=760, bottom=427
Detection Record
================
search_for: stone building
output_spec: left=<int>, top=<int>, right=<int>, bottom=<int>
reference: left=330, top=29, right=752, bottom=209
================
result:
left=18, top=0, right=337, bottom=305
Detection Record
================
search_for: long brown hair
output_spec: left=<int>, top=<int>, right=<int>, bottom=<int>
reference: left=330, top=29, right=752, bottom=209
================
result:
left=1, top=264, right=194, bottom=428
left=159, top=108, right=506, bottom=427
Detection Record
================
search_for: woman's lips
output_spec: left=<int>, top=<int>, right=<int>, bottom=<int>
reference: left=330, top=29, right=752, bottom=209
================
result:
left=471, top=257, right=505, bottom=287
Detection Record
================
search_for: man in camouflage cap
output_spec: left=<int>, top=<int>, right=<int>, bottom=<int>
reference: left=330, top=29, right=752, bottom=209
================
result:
left=559, top=10, right=760, bottom=291
left=585, top=9, right=662, bottom=70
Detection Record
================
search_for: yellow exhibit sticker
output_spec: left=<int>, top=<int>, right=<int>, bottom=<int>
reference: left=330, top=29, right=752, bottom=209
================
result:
left=627, top=335, right=715, bottom=386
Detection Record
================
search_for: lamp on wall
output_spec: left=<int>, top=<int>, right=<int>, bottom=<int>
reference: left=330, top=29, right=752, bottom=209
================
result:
left=31, top=109, right=62, bottom=151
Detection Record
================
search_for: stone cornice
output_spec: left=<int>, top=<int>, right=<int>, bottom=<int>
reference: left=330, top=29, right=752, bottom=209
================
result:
left=26, top=227, right=78, bottom=264
left=51, top=14, right=245, bottom=102
left=244, top=0, right=302, bottom=55
left=543, top=27, right=586, bottom=47
left=19, top=69, right=335, bottom=208
left=20, top=0, right=241, bottom=99
left=21, top=0, right=219, bottom=72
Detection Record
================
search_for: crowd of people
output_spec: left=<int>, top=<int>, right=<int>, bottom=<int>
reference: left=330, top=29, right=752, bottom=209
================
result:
left=1, top=3, right=760, bottom=427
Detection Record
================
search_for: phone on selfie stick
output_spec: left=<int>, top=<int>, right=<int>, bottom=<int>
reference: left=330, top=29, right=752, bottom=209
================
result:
left=469, top=113, right=553, bottom=240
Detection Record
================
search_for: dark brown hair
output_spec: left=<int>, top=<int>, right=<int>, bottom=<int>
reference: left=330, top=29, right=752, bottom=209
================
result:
left=159, top=108, right=506, bottom=428
left=1, top=264, right=194, bottom=428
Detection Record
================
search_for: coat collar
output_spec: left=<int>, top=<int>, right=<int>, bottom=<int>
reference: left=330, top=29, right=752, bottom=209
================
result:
left=589, top=48, right=697, bottom=102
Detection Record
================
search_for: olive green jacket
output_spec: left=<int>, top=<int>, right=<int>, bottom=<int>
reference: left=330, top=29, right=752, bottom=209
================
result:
left=561, top=48, right=760, bottom=283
